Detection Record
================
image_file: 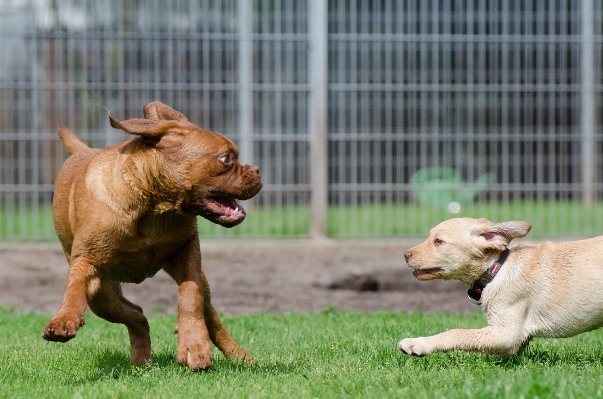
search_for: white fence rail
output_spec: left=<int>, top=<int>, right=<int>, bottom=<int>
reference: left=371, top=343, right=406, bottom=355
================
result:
left=1, top=0, right=602, bottom=240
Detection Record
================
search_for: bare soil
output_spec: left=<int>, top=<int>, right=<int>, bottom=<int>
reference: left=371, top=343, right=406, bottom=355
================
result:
left=0, top=240, right=475, bottom=316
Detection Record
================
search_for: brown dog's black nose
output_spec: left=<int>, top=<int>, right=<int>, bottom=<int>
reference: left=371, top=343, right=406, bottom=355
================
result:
left=404, top=251, right=412, bottom=261
left=247, top=165, right=260, bottom=175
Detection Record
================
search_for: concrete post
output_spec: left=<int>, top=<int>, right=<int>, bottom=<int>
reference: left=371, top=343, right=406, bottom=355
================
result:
left=308, top=0, right=329, bottom=239
left=238, top=0, right=254, bottom=166
left=581, top=0, right=596, bottom=205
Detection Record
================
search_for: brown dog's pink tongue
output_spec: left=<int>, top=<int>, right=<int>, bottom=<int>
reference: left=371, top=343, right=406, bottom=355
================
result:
left=206, top=196, right=246, bottom=216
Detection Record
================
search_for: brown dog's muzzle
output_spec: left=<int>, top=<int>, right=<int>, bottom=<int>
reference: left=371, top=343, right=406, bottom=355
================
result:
left=186, top=164, right=263, bottom=228
left=236, top=164, right=262, bottom=200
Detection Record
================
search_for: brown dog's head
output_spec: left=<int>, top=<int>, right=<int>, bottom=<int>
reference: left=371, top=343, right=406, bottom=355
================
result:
left=403, top=218, right=531, bottom=285
left=109, top=101, right=263, bottom=227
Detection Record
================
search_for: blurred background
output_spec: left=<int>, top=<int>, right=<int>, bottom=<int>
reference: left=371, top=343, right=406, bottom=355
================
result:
left=1, top=0, right=602, bottom=241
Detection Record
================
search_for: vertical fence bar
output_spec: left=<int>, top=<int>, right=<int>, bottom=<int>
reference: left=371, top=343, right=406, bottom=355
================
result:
left=238, top=0, right=254, bottom=167
left=308, top=0, right=328, bottom=239
left=581, top=0, right=596, bottom=206
left=30, top=6, right=40, bottom=238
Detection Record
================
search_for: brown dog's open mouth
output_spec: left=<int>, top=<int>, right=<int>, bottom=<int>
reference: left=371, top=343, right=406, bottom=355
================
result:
left=412, top=268, right=445, bottom=280
left=194, top=196, right=247, bottom=227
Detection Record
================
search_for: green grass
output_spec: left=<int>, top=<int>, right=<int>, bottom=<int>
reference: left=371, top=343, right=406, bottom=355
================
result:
left=329, top=200, right=603, bottom=238
left=2, top=308, right=603, bottom=398
left=2, top=200, right=603, bottom=240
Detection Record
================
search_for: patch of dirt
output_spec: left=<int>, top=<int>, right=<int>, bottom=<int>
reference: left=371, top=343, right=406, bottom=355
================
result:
left=0, top=240, right=475, bottom=316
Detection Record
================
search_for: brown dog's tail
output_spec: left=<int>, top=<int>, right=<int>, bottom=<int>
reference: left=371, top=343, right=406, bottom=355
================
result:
left=58, top=127, right=89, bottom=155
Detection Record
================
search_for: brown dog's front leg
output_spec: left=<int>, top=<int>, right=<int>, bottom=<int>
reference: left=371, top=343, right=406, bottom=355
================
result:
left=166, top=238, right=252, bottom=369
left=42, top=258, right=94, bottom=342
left=166, top=239, right=214, bottom=370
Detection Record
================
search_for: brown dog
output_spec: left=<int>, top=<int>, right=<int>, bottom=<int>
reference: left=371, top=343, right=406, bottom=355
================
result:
left=43, top=101, right=262, bottom=370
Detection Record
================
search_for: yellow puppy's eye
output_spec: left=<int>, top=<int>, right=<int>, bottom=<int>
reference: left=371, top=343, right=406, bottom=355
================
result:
left=434, top=238, right=443, bottom=245
left=219, top=154, right=231, bottom=164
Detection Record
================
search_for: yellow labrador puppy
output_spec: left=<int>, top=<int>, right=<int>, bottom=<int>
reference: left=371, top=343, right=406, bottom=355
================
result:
left=399, top=217, right=603, bottom=356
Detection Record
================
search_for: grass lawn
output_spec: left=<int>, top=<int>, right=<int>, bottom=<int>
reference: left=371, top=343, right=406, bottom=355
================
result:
left=2, top=200, right=603, bottom=240
left=1, top=308, right=603, bottom=398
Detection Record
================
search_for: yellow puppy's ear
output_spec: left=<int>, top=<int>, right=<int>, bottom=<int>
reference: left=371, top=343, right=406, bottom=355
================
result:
left=474, top=220, right=532, bottom=251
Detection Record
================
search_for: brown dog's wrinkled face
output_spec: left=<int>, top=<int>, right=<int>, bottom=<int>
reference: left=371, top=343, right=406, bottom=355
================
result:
left=176, top=130, right=262, bottom=227
left=110, top=101, right=263, bottom=227
left=403, top=218, right=531, bottom=284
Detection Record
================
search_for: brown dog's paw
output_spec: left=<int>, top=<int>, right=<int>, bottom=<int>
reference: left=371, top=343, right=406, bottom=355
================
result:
left=129, top=354, right=153, bottom=366
left=177, top=342, right=214, bottom=371
left=42, top=315, right=85, bottom=343
left=225, top=348, right=256, bottom=364
left=129, top=344, right=153, bottom=366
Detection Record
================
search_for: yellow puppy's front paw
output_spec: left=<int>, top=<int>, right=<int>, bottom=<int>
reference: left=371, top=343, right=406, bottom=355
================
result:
left=398, top=338, right=432, bottom=356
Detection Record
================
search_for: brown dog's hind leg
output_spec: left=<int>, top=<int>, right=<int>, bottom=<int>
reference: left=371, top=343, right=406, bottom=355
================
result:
left=200, top=271, right=253, bottom=363
left=42, top=258, right=94, bottom=342
left=88, top=279, right=151, bottom=365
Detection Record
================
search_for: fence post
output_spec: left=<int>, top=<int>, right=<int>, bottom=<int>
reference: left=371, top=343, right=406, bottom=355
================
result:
left=581, top=0, right=596, bottom=206
left=308, top=0, right=328, bottom=239
left=238, top=0, right=254, bottom=167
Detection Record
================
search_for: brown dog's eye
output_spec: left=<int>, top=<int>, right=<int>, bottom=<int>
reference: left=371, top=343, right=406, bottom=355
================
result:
left=219, top=154, right=232, bottom=164
left=434, top=238, right=444, bottom=245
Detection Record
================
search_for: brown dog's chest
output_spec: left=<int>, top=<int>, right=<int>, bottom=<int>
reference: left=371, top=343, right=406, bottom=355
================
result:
left=105, top=250, right=168, bottom=283
left=99, top=215, right=197, bottom=284
left=61, top=207, right=198, bottom=284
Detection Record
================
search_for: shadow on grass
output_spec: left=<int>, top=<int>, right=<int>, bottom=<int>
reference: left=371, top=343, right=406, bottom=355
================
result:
left=476, top=337, right=603, bottom=370
left=84, top=348, right=298, bottom=383
left=92, top=349, right=189, bottom=378
left=93, top=350, right=134, bottom=380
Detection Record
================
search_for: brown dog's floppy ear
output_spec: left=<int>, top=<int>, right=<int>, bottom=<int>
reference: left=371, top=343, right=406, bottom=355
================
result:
left=108, top=110, right=185, bottom=137
left=473, top=220, right=532, bottom=251
left=142, top=101, right=189, bottom=123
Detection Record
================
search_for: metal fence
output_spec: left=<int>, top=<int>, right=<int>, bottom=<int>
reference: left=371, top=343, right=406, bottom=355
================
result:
left=1, top=0, right=602, bottom=240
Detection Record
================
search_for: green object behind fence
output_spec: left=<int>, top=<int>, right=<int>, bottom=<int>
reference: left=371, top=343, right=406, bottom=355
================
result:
left=410, top=167, right=495, bottom=208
